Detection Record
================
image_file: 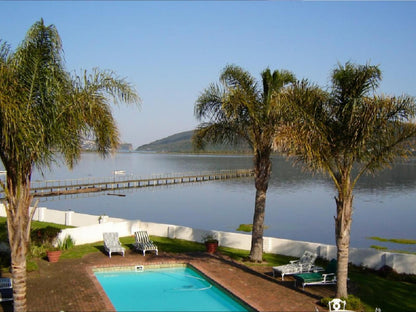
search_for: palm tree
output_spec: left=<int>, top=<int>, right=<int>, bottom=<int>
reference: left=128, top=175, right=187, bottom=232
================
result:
left=0, top=19, right=140, bottom=312
left=193, top=65, right=295, bottom=261
left=275, top=62, right=416, bottom=297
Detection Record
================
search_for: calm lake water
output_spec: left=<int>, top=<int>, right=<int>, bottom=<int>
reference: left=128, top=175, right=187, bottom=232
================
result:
left=12, top=153, right=416, bottom=251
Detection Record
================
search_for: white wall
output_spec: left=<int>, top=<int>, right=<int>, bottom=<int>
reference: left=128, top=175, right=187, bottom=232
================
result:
left=58, top=221, right=141, bottom=245
left=1, top=204, right=415, bottom=275
left=30, top=206, right=124, bottom=226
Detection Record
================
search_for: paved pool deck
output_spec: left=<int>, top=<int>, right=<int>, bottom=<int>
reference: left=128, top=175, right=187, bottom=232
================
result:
left=0, top=250, right=336, bottom=312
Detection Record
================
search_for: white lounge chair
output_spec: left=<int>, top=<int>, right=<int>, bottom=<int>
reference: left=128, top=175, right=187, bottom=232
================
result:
left=294, top=259, right=338, bottom=290
left=328, top=298, right=346, bottom=311
left=272, top=250, right=318, bottom=280
left=134, top=231, right=158, bottom=256
left=0, top=277, right=13, bottom=302
left=103, top=232, right=125, bottom=258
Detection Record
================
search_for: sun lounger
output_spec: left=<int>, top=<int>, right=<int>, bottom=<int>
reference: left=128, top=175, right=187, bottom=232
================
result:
left=272, top=250, right=318, bottom=280
left=103, top=232, right=125, bottom=258
left=294, top=259, right=337, bottom=290
left=0, top=278, right=13, bottom=302
left=134, top=231, right=158, bottom=256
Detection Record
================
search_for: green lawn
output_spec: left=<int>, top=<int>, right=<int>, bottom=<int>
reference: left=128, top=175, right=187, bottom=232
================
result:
left=348, top=267, right=416, bottom=312
left=1, top=217, right=415, bottom=312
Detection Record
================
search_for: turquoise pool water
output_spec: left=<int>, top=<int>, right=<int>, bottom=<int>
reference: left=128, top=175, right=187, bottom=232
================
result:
left=94, top=266, right=250, bottom=312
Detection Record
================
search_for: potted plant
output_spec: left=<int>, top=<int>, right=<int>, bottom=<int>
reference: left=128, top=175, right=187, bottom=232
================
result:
left=46, top=245, right=62, bottom=263
left=46, top=235, right=75, bottom=263
left=202, top=233, right=219, bottom=254
left=30, top=226, right=62, bottom=262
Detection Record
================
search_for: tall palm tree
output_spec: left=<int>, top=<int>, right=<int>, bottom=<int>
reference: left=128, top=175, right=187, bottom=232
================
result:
left=0, top=19, right=140, bottom=312
left=275, top=62, right=416, bottom=297
left=194, top=65, right=295, bottom=261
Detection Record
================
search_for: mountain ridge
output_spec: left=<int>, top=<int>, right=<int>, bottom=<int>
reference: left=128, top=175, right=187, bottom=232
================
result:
left=135, top=130, right=250, bottom=153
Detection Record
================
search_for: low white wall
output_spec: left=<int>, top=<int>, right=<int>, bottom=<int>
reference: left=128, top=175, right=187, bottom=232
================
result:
left=58, top=221, right=141, bottom=245
left=1, top=204, right=415, bottom=275
left=31, top=207, right=124, bottom=226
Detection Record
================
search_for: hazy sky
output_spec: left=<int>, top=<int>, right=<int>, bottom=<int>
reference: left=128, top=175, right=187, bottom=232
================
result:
left=1, top=1, right=415, bottom=148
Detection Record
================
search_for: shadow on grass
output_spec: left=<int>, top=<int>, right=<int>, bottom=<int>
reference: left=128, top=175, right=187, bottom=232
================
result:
left=61, top=243, right=105, bottom=259
left=349, top=267, right=416, bottom=312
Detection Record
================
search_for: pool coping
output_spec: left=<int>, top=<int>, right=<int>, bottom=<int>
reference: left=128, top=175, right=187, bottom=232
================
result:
left=89, top=261, right=258, bottom=312
left=187, top=263, right=258, bottom=312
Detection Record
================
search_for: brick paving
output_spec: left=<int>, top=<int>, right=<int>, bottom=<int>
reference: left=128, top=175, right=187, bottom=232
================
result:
left=0, top=249, right=336, bottom=312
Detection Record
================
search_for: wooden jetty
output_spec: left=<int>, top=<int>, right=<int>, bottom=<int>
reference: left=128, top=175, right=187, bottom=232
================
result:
left=29, top=169, right=254, bottom=198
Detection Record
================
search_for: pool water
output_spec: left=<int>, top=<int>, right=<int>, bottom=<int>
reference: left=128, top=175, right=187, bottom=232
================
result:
left=94, top=266, right=250, bottom=311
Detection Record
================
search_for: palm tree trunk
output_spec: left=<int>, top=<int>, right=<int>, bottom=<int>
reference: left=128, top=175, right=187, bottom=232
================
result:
left=5, top=174, right=33, bottom=312
left=250, top=188, right=267, bottom=261
left=249, top=149, right=272, bottom=262
left=334, top=180, right=353, bottom=299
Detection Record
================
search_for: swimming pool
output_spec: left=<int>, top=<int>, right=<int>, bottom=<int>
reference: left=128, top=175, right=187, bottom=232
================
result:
left=94, top=265, right=251, bottom=311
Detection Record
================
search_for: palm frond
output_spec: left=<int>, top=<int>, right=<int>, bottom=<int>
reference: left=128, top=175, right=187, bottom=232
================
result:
left=0, top=19, right=140, bottom=172
left=194, top=83, right=225, bottom=122
left=194, top=64, right=296, bottom=154
left=277, top=62, right=416, bottom=193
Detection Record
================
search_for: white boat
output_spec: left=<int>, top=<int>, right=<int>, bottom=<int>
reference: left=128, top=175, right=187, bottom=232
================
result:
left=113, top=170, right=126, bottom=175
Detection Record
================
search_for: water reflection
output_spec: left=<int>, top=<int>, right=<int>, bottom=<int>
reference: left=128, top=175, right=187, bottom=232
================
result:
left=1, top=153, right=415, bottom=251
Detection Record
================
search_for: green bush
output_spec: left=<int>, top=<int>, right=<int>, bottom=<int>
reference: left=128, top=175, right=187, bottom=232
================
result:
left=345, top=295, right=363, bottom=311
left=59, top=235, right=75, bottom=250
left=30, top=226, right=61, bottom=246
left=29, top=244, right=47, bottom=258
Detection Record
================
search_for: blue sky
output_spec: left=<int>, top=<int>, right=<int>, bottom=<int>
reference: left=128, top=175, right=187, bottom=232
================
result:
left=1, top=1, right=415, bottom=148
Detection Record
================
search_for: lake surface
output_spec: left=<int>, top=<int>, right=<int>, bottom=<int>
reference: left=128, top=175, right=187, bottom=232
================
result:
left=13, top=152, right=416, bottom=251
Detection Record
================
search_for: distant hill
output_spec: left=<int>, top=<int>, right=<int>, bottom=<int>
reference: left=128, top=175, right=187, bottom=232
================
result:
left=81, top=140, right=133, bottom=152
left=135, top=130, right=251, bottom=153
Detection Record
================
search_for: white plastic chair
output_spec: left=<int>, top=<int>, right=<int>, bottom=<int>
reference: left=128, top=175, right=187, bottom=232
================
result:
left=272, top=250, right=318, bottom=280
left=328, top=298, right=346, bottom=311
left=134, top=231, right=158, bottom=256
left=103, top=232, right=125, bottom=258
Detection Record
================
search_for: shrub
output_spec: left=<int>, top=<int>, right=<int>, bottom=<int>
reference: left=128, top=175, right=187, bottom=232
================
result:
left=377, top=265, right=416, bottom=283
left=31, top=226, right=61, bottom=246
left=29, top=244, right=47, bottom=258
left=59, top=235, right=75, bottom=250
left=345, top=295, right=363, bottom=311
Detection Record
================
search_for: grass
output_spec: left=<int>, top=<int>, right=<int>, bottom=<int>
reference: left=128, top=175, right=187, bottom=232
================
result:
left=370, top=245, right=388, bottom=251
left=30, top=220, right=74, bottom=232
left=236, top=223, right=269, bottom=232
left=1, top=218, right=416, bottom=312
left=236, top=224, right=253, bottom=232
left=368, top=236, right=416, bottom=255
left=60, top=235, right=207, bottom=259
left=368, top=236, right=416, bottom=245
left=349, top=266, right=416, bottom=312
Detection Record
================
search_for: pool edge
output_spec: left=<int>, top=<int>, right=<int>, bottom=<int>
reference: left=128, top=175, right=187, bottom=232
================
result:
left=91, top=262, right=257, bottom=312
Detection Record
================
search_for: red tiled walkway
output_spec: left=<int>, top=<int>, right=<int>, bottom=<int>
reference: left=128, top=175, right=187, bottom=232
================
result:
left=1, top=250, right=334, bottom=312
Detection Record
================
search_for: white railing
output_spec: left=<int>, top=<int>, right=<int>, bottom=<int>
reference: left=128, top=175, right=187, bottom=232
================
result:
left=0, top=204, right=415, bottom=275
